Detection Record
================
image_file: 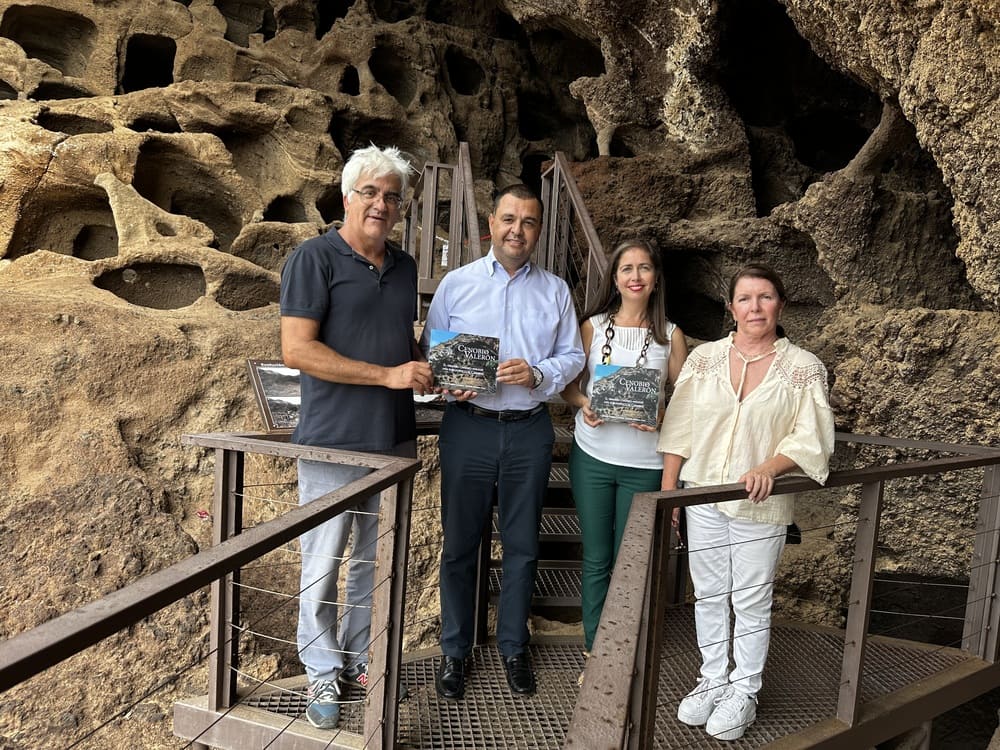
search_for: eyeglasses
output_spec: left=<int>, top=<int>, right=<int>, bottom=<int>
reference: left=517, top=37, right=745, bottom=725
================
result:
left=351, top=187, right=404, bottom=208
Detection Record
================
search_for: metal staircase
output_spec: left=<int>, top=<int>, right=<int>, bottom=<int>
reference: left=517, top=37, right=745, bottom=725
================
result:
left=402, top=148, right=613, bottom=620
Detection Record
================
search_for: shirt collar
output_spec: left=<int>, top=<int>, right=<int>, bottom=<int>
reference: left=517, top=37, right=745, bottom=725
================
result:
left=484, top=247, right=533, bottom=279
left=726, top=331, right=790, bottom=353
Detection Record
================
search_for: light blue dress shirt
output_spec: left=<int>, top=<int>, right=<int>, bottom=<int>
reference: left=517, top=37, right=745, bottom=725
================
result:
left=422, top=249, right=585, bottom=411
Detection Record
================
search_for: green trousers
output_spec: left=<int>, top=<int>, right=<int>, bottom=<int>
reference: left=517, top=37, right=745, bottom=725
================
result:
left=569, top=441, right=663, bottom=651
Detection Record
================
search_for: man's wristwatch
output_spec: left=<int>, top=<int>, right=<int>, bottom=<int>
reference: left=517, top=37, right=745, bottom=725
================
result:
left=530, top=365, right=544, bottom=389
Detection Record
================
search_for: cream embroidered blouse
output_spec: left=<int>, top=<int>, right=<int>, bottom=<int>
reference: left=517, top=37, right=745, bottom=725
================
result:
left=656, top=333, right=835, bottom=525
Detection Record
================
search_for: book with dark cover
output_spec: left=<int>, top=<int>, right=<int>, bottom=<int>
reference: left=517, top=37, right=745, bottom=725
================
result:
left=590, top=364, right=661, bottom=427
left=428, top=330, right=499, bottom=393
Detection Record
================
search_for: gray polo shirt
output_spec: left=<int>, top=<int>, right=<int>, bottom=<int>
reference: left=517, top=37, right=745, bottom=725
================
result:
left=279, top=228, right=417, bottom=451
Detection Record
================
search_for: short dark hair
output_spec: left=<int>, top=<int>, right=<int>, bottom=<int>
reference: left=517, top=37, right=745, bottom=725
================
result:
left=492, top=183, right=543, bottom=218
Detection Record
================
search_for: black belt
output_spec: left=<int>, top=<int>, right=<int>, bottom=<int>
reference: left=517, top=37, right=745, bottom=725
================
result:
left=453, top=401, right=546, bottom=422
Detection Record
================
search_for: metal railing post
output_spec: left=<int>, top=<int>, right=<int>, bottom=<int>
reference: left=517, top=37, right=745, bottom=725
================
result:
left=206, top=448, right=243, bottom=713
left=629, top=498, right=674, bottom=749
left=966, top=465, right=1000, bottom=660
left=837, top=480, right=884, bottom=725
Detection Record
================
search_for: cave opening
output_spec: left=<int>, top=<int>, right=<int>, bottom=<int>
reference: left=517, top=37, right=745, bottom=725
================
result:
left=0, top=6, right=96, bottom=78
left=36, top=111, right=112, bottom=135
left=370, top=40, right=417, bottom=107
left=0, top=79, right=17, bottom=99
left=73, top=224, right=119, bottom=261
left=519, top=154, right=547, bottom=196
left=316, top=1, right=351, bottom=39
left=445, top=46, right=484, bottom=96
left=127, top=112, right=182, bottom=133
left=316, top=184, right=345, bottom=225
left=133, top=139, right=243, bottom=252
left=717, top=0, right=880, bottom=215
left=31, top=81, right=92, bottom=100
left=120, top=34, right=177, bottom=93
left=340, top=65, right=360, bottom=96
left=215, top=271, right=280, bottom=311
left=263, top=195, right=308, bottom=223
left=662, top=252, right=727, bottom=340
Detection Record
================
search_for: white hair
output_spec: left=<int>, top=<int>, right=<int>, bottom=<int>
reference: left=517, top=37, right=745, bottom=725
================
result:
left=341, top=144, right=414, bottom=201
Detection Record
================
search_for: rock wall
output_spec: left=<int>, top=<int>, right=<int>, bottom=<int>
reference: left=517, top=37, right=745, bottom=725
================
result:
left=0, top=0, right=998, bottom=747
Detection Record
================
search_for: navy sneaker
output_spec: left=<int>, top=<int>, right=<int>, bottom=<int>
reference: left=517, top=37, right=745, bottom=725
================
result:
left=304, top=679, right=341, bottom=729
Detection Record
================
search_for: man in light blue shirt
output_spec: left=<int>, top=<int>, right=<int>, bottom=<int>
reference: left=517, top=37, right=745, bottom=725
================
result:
left=421, top=184, right=585, bottom=700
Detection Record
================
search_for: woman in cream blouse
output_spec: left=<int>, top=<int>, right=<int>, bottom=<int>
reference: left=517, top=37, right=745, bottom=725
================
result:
left=657, top=263, right=835, bottom=742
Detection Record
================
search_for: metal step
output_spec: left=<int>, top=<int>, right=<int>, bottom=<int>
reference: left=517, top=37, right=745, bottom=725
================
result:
left=489, top=560, right=582, bottom=607
left=549, top=462, right=569, bottom=488
left=493, top=508, right=580, bottom=542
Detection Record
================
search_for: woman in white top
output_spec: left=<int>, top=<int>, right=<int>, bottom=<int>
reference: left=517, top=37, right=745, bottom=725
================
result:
left=562, top=239, right=687, bottom=678
left=658, top=263, right=835, bottom=741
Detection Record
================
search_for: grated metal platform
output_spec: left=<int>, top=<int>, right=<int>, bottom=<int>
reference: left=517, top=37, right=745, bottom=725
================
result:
left=227, top=606, right=974, bottom=749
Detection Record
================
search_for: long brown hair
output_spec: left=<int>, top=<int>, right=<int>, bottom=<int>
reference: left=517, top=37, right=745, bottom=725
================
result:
left=583, top=239, right=670, bottom=344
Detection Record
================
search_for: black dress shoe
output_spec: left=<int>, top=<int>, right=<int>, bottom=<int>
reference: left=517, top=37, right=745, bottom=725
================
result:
left=503, top=652, right=535, bottom=695
left=435, top=655, right=466, bottom=700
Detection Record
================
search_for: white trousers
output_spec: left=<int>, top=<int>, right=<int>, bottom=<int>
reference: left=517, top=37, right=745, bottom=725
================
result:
left=686, top=503, right=786, bottom=697
left=296, top=441, right=415, bottom=683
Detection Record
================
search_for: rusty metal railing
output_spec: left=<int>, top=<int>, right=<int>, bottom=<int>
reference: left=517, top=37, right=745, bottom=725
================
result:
left=403, top=141, right=482, bottom=320
left=538, top=152, right=607, bottom=318
left=0, top=433, right=419, bottom=750
left=565, top=433, right=1000, bottom=749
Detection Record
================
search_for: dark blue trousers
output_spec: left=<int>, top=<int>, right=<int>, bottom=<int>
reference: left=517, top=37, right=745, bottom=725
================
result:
left=438, top=403, right=554, bottom=659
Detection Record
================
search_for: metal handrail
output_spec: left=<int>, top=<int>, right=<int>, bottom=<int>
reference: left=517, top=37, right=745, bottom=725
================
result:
left=0, top=433, right=420, bottom=750
left=539, top=152, right=607, bottom=317
left=566, top=435, right=1000, bottom=749
left=403, top=142, right=482, bottom=319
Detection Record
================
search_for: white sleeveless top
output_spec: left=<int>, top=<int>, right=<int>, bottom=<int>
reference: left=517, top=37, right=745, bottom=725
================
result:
left=574, top=312, right=676, bottom=470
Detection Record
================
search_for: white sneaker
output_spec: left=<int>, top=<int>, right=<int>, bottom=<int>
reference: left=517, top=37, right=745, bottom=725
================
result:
left=705, top=686, right=757, bottom=741
left=676, top=677, right=728, bottom=726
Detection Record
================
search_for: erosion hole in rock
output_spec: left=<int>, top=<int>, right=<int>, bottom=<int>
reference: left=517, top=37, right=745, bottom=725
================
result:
left=316, top=1, right=351, bottom=39
left=31, top=81, right=91, bottom=100
left=0, top=5, right=96, bottom=78
left=127, top=112, right=182, bottom=133
left=316, top=184, right=344, bottom=225
left=95, top=263, right=206, bottom=309
left=215, top=271, right=280, bottom=311
left=133, top=139, right=243, bottom=252
left=216, top=0, right=272, bottom=47
left=369, top=40, right=417, bottom=107
left=718, top=0, right=880, bottom=215
left=7, top=188, right=117, bottom=259
left=371, top=0, right=417, bottom=23
left=339, top=65, right=360, bottom=96
left=263, top=195, right=307, bottom=223
left=36, top=111, right=112, bottom=135
left=154, top=221, right=176, bottom=237
left=120, top=34, right=176, bottom=93
left=0, top=79, right=17, bottom=99
left=445, top=46, right=484, bottom=96
left=73, top=224, right=119, bottom=261
left=329, top=113, right=420, bottom=162
left=609, top=131, right=636, bottom=158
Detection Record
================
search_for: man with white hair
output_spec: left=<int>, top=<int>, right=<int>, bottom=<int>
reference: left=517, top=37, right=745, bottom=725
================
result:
left=280, top=145, right=432, bottom=729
